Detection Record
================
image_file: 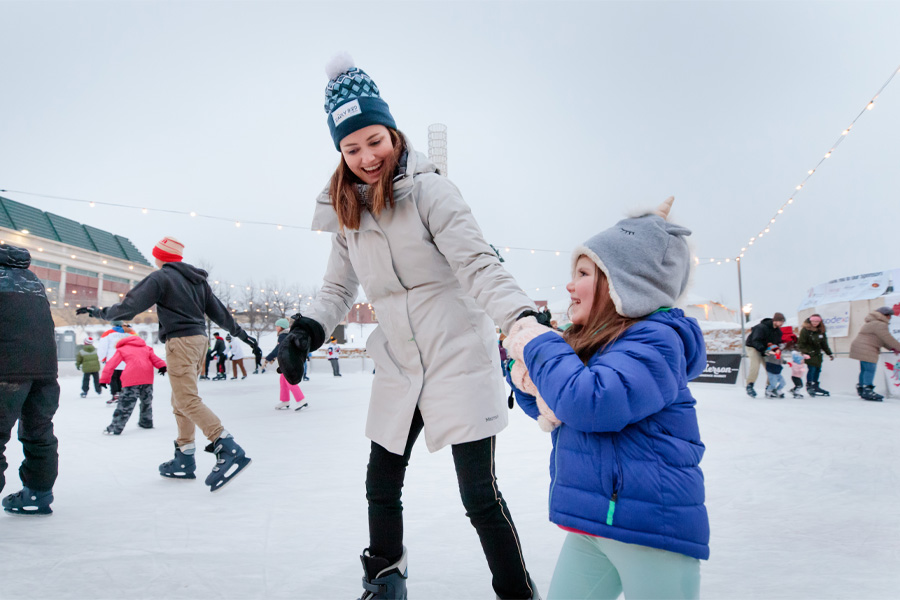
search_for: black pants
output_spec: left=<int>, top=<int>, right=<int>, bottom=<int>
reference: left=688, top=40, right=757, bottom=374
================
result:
left=217, top=354, right=226, bottom=374
left=0, top=378, right=60, bottom=494
left=110, top=370, right=123, bottom=396
left=82, top=371, right=101, bottom=394
left=366, top=407, right=534, bottom=599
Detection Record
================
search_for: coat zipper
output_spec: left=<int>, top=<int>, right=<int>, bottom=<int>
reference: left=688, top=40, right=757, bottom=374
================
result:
left=608, top=437, right=623, bottom=526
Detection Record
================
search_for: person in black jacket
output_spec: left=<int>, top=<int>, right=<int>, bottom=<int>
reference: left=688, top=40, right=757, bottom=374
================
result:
left=77, top=236, right=257, bottom=492
left=744, top=312, right=785, bottom=397
left=0, top=245, right=60, bottom=515
left=210, top=332, right=227, bottom=381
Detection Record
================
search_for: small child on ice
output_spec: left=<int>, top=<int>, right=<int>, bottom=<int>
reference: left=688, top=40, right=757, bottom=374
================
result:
left=100, top=335, right=166, bottom=435
left=764, top=343, right=787, bottom=398
left=504, top=197, right=708, bottom=599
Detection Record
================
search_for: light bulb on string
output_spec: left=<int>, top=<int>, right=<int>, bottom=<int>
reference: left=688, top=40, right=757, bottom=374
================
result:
left=190, top=212, right=197, bottom=217
left=141, top=208, right=148, bottom=214
left=867, top=101, right=875, bottom=110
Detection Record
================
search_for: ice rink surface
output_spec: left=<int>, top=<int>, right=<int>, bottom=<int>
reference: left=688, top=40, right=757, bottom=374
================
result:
left=2, top=356, right=898, bottom=599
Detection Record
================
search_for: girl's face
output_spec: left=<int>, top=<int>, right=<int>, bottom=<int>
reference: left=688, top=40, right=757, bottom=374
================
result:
left=339, top=125, right=394, bottom=185
left=567, top=256, right=597, bottom=326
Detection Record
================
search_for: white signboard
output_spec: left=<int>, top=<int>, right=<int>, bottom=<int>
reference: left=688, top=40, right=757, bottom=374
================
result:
left=882, top=294, right=900, bottom=342
left=798, top=272, right=891, bottom=310
left=815, top=302, right=851, bottom=338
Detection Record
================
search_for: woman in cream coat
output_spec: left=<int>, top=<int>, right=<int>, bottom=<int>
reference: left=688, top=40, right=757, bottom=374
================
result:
left=278, top=55, right=540, bottom=600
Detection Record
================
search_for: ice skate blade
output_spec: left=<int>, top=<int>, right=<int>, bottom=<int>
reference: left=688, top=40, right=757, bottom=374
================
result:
left=3, top=508, right=53, bottom=517
left=295, top=403, right=309, bottom=412
left=160, top=472, right=197, bottom=480
left=209, top=458, right=251, bottom=493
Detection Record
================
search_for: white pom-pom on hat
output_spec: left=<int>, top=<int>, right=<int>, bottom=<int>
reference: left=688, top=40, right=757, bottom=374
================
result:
left=326, top=52, right=356, bottom=80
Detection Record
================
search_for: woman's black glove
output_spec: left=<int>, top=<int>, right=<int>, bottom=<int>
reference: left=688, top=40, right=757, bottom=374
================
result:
left=278, top=316, right=326, bottom=385
left=158, top=367, right=167, bottom=376
left=516, top=309, right=552, bottom=328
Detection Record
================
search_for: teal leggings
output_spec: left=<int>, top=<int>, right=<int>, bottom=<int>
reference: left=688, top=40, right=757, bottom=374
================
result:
left=547, top=533, right=700, bottom=599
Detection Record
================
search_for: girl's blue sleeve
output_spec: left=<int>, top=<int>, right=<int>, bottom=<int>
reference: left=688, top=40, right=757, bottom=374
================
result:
left=505, top=369, right=539, bottom=420
left=523, top=329, right=680, bottom=433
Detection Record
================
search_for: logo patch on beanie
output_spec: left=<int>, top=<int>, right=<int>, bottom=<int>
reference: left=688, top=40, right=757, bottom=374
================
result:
left=332, top=99, right=361, bottom=127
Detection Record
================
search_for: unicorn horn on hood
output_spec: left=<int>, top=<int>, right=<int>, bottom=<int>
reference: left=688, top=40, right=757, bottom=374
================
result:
left=655, top=196, right=675, bottom=220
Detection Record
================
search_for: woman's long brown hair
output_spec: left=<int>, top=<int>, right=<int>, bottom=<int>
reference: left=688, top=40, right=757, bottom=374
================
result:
left=328, top=128, right=406, bottom=231
left=564, top=264, right=640, bottom=363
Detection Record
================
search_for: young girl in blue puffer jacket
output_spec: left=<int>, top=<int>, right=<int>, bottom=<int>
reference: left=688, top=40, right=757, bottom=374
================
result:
left=505, top=197, right=709, bottom=599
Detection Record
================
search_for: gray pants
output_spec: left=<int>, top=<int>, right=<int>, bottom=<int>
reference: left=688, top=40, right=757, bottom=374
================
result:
left=107, top=384, right=153, bottom=434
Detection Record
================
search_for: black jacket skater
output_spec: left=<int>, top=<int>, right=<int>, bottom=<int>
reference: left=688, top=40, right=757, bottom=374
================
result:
left=99, top=262, right=248, bottom=342
left=745, top=318, right=783, bottom=354
left=0, top=245, right=57, bottom=382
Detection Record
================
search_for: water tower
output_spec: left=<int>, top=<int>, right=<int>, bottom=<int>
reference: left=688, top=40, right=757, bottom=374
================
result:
left=427, top=123, right=448, bottom=176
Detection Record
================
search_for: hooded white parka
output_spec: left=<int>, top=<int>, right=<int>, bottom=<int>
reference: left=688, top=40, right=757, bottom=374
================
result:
left=306, top=144, right=536, bottom=454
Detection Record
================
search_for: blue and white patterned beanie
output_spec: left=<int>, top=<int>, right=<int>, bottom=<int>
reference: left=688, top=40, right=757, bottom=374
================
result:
left=324, top=53, right=397, bottom=150
left=572, top=197, right=693, bottom=318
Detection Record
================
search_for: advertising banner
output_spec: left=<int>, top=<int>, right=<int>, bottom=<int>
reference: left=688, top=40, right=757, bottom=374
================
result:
left=693, top=353, right=742, bottom=384
left=815, top=302, right=851, bottom=338
left=798, top=272, right=890, bottom=310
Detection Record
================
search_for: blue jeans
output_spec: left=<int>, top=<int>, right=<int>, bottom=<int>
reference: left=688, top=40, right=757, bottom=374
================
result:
left=548, top=532, right=700, bottom=600
left=806, top=365, right=822, bottom=384
left=766, top=372, right=785, bottom=393
left=858, top=361, right=877, bottom=386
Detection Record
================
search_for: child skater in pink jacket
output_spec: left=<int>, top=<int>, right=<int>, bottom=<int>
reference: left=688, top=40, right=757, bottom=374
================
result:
left=100, top=336, right=167, bottom=435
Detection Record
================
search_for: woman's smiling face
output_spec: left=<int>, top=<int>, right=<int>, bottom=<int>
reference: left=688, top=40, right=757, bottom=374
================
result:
left=339, top=125, right=394, bottom=185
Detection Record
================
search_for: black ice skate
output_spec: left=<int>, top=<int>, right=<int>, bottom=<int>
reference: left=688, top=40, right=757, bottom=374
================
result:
left=807, top=383, right=830, bottom=397
left=159, top=442, right=197, bottom=479
left=746, top=383, right=757, bottom=398
left=204, top=436, right=251, bottom=492
left=861, top=385, right=884, bottom=402
left=2, top=486, right=53, bottom=516
left=358, top=546, right=408, bottom=600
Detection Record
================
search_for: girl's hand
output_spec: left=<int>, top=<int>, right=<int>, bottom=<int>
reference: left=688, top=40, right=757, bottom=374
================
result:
left=503, top=316, right=558, bottom=362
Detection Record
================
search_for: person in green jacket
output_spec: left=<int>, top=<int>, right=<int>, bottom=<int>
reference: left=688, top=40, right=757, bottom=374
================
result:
left=798, top=314, right=834, bottom=396
left=76, top=337, right=102, bottom=398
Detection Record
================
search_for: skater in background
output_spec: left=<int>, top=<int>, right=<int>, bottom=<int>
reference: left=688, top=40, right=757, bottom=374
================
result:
left=252, top=343, right=263, bottom=374
left=267, top=319, right=306, bottom=410
left=849, top=306, right=900, bottom=402
left=781, top=327, right=809, bottom=398
left=211, top=332, right=227, bottom=381
left=744, top=311, right=785, bottom=397
left=0, top=244, right=60, bottom=516
left=76, top=337, right=102, bottom=398
left=798, top=314, right=833, bottom=396
left=100, top=335, right=166, bottom=435
left=505, top=197, right=707, bottom=600
left=276, top=55, right=542, bottom=599
left=77, top=235, right=256, bottom=492
left=96, top=321, right=131, bottom=403
left=764, top=343, right=786, bottom=398
left=327, top=336, right=342, bottom=377
left=226, top=334, right=248, bottom=380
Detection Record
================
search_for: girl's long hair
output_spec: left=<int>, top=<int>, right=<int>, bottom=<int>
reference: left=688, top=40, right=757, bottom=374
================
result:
left=328, top=128, right=406, bottom=231
left=564, top=264, right=639, bottom=363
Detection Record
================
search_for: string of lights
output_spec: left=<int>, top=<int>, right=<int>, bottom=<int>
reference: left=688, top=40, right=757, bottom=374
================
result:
left=695, top=63, right=900, bottom=267
left=7, top=64, right=896, bottom=271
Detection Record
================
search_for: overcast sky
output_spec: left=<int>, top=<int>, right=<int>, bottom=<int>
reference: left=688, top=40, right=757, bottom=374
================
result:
left=2, top=1, right=899, bottom=321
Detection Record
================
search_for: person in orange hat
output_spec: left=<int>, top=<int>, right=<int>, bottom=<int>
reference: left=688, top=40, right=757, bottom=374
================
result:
left=76, top=236, right=257, bottom=492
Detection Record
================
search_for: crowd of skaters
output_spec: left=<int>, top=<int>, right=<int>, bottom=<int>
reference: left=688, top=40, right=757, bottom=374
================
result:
left=744, top=309, right=900, bottom=401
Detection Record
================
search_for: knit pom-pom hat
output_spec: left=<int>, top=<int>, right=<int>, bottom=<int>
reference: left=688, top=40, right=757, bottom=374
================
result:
left=152, top=236, right=184, bottom=263
left=324, top=52, right=397, bottom=150
left=572, top=196, right=693, bottom=319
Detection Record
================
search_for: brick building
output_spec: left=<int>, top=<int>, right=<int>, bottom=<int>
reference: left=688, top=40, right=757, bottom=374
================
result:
left=0, top=196, right=155, bottom=321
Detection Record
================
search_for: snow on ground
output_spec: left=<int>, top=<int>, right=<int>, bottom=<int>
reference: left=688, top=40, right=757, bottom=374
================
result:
left=2, top=360, right=899, bottom=599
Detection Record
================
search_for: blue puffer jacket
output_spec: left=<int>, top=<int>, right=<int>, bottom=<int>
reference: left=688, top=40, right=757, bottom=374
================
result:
left=515, top=309, right=710, bottom=560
